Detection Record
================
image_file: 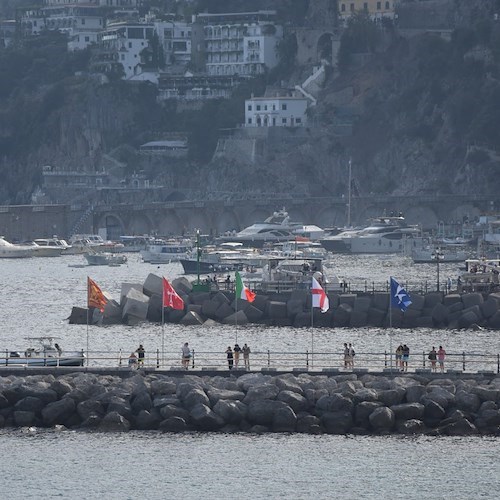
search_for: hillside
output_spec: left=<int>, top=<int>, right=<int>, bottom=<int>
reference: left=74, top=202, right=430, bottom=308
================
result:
left=1, top=1, right=500, bottom=204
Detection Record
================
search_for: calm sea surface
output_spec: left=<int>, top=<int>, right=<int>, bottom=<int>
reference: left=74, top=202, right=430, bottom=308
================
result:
left=1, top=254, right=499, bottom=498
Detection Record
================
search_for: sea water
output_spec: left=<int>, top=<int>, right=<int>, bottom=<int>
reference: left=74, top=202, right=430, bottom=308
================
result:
left=1, top=254, right=499, bottom=499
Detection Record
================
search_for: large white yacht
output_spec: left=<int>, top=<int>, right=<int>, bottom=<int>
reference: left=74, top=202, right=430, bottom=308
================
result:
left=218, top=209, right=325, bottom=247
left=320, top=216, right=420, bottom=254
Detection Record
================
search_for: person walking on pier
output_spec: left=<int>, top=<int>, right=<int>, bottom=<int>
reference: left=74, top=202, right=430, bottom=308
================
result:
left=226, top=346, right=234, bottom=370
left=396, top=345, right=403, bottom=369
left=136, top=344, right=145, bottom=368
left=243, top=343, right=251, bottom=370
left=128, top=352, right=138, bottom=369
left=428, top=346, right=437, bottom=372
left=348, top=343, right=355, bottom=369
left=438, top=346, right=446, bottom=372
left=343, top=343, right=349, bottom=369
left=181, top=342, right=191, bottom=369
left=401, top=344, right=410, bottom=372
left=234, top=343, right=242, bottom=368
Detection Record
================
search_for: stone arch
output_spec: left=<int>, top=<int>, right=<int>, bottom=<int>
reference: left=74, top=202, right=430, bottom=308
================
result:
left=96, top=213, right=125, bottom=240
left=127, top=213, right=153, bottom=236
left=214, top=210, right=239, bottom=234
left=451, top=204, right=481, bottom=224
left=316, top=206, right=346, bottom=228
left=186, top=211, right=210, bottom=234
left=317, top=32, right=334, bottom=63
left=404, top=206, right=438, bottom=231
left=157, top=211, right=183, bottom=236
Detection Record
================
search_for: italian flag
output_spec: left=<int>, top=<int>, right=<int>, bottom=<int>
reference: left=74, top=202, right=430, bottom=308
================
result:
left=235, top=271, right=256, bottom=302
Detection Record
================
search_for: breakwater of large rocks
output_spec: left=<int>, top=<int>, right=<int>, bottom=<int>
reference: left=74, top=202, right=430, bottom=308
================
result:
left=69, top=273, right=500, bottom=329
left=1, top=371, right=500, bottom=435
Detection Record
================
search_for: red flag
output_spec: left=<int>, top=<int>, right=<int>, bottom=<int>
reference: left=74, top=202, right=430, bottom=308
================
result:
left=87, top=277, right=107, bottom=312
left=163, top=277, right=184, bottom=310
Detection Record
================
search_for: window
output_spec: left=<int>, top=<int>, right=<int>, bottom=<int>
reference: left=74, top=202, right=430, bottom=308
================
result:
left=341, top=4, right=346, bottom=12
left=272, top=104, right=276, bottom=110
left=264, top=105, right=267, bottom=111
left=364, top=2, right=368, bottom=10
left=385, top=1, right=390, bottom=8
left=247, top=105, right=252, bottom=111
left=281, top=103, right=287, bottom=110
left=350, top=3, right=354, bottom=12
left=282, top=118, right=287, bottom=124
left=248, top=118, right=252, bottom=124
left=128, top=42, right=132, bottom=48
left=296, top=118, right=302, bottom=124
left=256, top=105, right=261, bottom=111
left=81, top=19, right=85, bottom=25
left=85, top=36, right=89, bottom=42
left=377, top=1, right=381, bottom=9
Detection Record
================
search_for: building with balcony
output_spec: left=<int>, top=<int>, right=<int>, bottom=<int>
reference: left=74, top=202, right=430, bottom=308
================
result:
left=195, top=10, right=283, bottom=77
left=338, top=0, right=397, bottom=24
left=245, top=95, right=309, bottom=127
left=92, top=22, right=154, bottom=79
left=158, top=72, right=247, bottom=101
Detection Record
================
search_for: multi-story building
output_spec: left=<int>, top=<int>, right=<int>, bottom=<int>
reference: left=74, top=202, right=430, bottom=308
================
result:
left=158, top=73, right=246, bottom=101
left=338, top=0, right=396, bottom=24
left=155, top=20, right=193, bottom=67
left=93, top=22, right=155, bottom=79
left=0, top=20, right=16, bottom=48
left=21, top=4, right=104, bottom=51
left=195, top=10, right=283, bottom=77
left=245, top=95, right=309, bottom=127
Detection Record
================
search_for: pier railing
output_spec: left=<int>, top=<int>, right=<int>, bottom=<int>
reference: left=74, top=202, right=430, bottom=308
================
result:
left=3, top=349, right=499, bottom=373
left=70, top=349, right=500, bottom=373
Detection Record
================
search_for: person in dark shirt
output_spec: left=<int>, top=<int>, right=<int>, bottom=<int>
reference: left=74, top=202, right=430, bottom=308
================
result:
left=226, top=346, right=234, bottom=370
left=136, top=344, right=145, bottom=367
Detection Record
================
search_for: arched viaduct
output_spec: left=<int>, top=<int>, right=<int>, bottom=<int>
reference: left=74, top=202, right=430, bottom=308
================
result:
left=92, top=195, right=500, bottom=239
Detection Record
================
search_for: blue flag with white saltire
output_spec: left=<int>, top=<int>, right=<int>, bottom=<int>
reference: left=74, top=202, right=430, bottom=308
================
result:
left=390, top=277, right=412, bottom=311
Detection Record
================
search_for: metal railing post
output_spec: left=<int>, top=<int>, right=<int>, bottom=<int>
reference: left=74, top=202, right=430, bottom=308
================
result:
left=156, top=349, right=159, bottom=369
left=267, top=350, right=270, bottom=368
left=497, top=354, right=499, bottom=374
left=192, top=349, right=195, bottom=369
left=384, top=351, right=387, bottom=368
left=5, top=349, right=8, bottom=366
left=463, top=351, right=466, bottom=371
left=306, top=350, right=309, bottom=368
left=423, top=351, right=425, bottom=368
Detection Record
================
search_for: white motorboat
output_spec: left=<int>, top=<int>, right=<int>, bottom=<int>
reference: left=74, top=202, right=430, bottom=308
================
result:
left=217, top=208, right=324, bottom=247
left=30, top=238, right=70, bottom=257
left=320, top=216, right=420, bottom=254
left=0, top=337, right=85, bottom=367
left=68, top=234, right=124, bottom=254
left=84, top=252, right=127, bottom=266
left=0, top=236, right=34, bottom=258
left=119, top=235, right=154, bottom=253
left=141, top=238, right=192, bottom=264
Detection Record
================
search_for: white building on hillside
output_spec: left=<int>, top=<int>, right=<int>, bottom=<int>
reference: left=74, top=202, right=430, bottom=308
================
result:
left=93, top=22, right=154, bottom=79
left=195, top=10, right=283, bottom=76
left=21, top=4, right=104, bottom=51
left=245, top=96, right=309, bottom=127
left=155, top=20, right=193, bottom=67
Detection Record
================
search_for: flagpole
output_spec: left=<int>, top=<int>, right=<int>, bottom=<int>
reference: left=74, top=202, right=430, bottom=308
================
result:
left=86, top=277, right=90, bottom=367
left=389, top=277, right=393, bottom=372
left=161, top=296, right=165, bottom=369
left=235, top=286, right=238, bottom=344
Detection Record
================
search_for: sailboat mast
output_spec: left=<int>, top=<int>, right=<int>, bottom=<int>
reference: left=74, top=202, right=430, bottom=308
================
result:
left=347, top=158, right=352, bottom=228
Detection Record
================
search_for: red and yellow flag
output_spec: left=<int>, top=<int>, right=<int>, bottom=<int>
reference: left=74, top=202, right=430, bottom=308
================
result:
left=87, top=277, right=107, bottom=312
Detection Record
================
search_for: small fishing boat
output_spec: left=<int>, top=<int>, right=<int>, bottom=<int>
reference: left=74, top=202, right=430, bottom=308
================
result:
left=0, top=236, right=34, bottom=258
left=84, top=252, right=127, bottom=266
left=0, top=337, right=85, bottom=367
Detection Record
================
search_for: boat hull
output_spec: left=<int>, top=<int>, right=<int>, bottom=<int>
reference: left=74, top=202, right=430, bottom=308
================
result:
left=180, top=259, right=244, bottom=274
left=0, top=356, right=85, bottom=367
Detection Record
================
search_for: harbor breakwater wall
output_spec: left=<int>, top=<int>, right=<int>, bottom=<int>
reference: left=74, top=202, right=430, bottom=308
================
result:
left=69, top=273, right=500, bottom=330
left=1, top=371, right=500, bottom=435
